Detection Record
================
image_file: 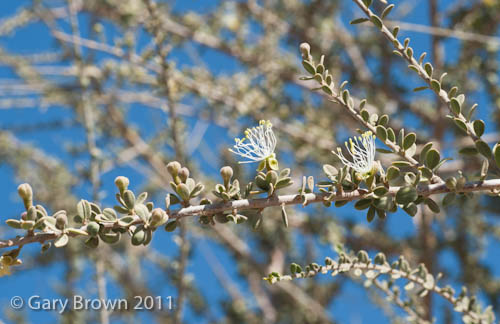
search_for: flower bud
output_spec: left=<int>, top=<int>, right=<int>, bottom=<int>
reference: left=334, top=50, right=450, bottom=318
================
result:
left=178, top=167, right=190, bottom=182
left=445, top=177, right=457, bottom=190
left=299, top=42, right=311, bottom=59
left=55, top=211, right=68, bottom=230
left=150, top=208, right=168, bottom=227
left=17, top=183, right=33, bottom=210
left=26, top=207, right=36, bottom=221
left=166, top=161, right=181, bottom=177
left=220, top=166, right=233, bottom=186
left=87, top=221, right=100, bottom=237
left=114, top=176, right=129, bottom=193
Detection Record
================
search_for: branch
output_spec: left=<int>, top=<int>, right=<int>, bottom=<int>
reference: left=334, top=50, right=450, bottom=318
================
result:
left=385, top=20, right=500, bottom=47
left=265, top=251, right=496, bottom=324
left=351, top=0, right=500, bottom=174
left=3, top=178, right=500, bottom=250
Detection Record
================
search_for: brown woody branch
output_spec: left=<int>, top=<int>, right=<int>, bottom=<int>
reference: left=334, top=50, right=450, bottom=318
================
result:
left=2, top=178, right=500, bottom=250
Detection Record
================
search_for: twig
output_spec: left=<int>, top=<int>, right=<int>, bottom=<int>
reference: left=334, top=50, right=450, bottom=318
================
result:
left=352, top=0, right=500, bottom=174
left=273, top=260, right=480, bottom=322
left=385, top=20, right=500, bottom=47
left=3, top=178, right=500, bottom=250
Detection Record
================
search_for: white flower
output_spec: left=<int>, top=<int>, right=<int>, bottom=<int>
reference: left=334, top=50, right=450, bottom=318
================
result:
left=229, top=120, right=277, bottom=163
left=334, top=131, right=376, bottom=175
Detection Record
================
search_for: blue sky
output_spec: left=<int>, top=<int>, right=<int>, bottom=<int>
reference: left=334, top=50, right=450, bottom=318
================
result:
left=0, top=0, right=499, bottom=323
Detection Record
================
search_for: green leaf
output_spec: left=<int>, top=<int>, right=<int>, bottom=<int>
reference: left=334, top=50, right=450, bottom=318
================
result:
left=413, top=86, right=428, bottom=92
left=87, top=221, right=100, bottom=237
left=467, top=103, right=478, bottom=121
left=475, top=140, right=491, bottom=158
left=176, top=183, right=191, bottom=201
left=134, top=204, right=150, bottom=223
left=67, top=228, right=89, bottom=236
left=493, top=143, right=500, bottom=168
left=481, top=159, right=489, bottom=180
left=430, top=79, right=441, bottom=92
left=323, top=164, right=338, bottom=177
left=85, top=236, right=99, bottom=248
left=54, top=234, right=69, bottom=248
left=376, top=148, right=393, bottom=154
left=397, top=128, right=405, bottom=147
left=418, top=52, right=427, bottom=64
left=342, top=89, right=350, bottom=104
left=362, top=0, right=372, bottom=7
left=419, top=166, right=433, bottom=180
left=275, top=177, right=292, bottom=189
left=280, top=168, right=291, bottom=177
left=366, top=207, right=375, bottom=223
left=373, top=186, right=388, bottom=197
left=136, top=192, right=148, bottom=205
left=360, top=109, right=370, bottom=122
left=354, top=198, right=372, bottom=210
left=335, top=200, right=348, bottom=207
left=386, top=166, right=400, bottom=181
left=322, top=85, right=333, bottom=95
left=376, top=125, right=387, bottom=142
left=114, top=205, right=129, bottom=214
left=458, top=146, right=478, bottom=156
left=439, top=72, right=448, bottom=84
left=302, top=60, right=316, bottom=75
left=424, top=63, right=433, bottom=77
left=378, top=114, right=389, bottom=126
left=403, top=203, right=418, bottom=217
left=381, top=4, right=395, bottom=19
left=450, top=98, right=461, bottom=115
left=102, top=208, right=117, bottom=221
left=392, top=26, right=400, bottom=37
left=408, top=64, right=418, bottom=72
left=190, top=184, right=205, bottom=197
left=376, top=209, right=386, bottom=219
left=448, top=87, right=458, bottom=98
left=281, top=205, right=288, bottom=228
left=359, top=99, right=367, bottom=109
left=370, top=15, right=383, bottom=29
left=425, top=149, right=440, bottom=169
left=433, top=157, right=452, bottom=171
left=473, top=120, right=485, bottom=137
left=387, top=128, right=396, bottom=142
left=392, top=161, right=413, bottom=168
left=122, top=190, right=135, bottom=209
left=419, top=142, right=433, bottom=163
left=268, top=157, right=279, bottom=170
left=165, top=220, right=178, bottom=232
left=396, top=186, right=418, bottom=205
left=100, top=232, right=120, bottom=244
left=424, top=198, right=440, bottom=213
left=131, top=227, right=146, bottom=245
left=350, top=18, right=370, bottom=24
left=266, top=171, right=279, bottom=186
left=5, top=219, right=21, bottom=229
left=77, top=199, right=91, bottom=222
left=374, top=196, right=391, bottom=210
left=403, top=132, right=416, bottom=150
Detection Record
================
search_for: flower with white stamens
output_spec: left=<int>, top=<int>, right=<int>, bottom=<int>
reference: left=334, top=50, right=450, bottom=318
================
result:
left=229, top=120, right=278, bottom=169
left=334, top=131, right=377, bottom=176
